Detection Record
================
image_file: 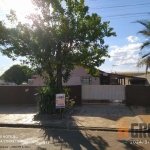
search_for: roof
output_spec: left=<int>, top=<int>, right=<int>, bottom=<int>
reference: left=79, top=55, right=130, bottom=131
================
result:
left=117, top=72, right=145, bottom=77
left=99, top=71, right=146, bottom=80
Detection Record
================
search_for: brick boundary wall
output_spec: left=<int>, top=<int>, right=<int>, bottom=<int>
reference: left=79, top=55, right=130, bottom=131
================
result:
left=0, top=86, right=38, bottom=104
left=0, top=85, right=82, bottom=105
left=1, top=85, right=150, bottom=106
left=65, top=85, right=82, bottom=105
left=126, top=85, right=150, bottom=106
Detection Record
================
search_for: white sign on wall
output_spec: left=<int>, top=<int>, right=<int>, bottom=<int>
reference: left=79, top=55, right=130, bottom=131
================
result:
left=56, top=94, right=65, bottom=109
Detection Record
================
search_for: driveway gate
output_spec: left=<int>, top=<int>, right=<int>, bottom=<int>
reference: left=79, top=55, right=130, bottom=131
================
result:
left=82, top=85, right=126, bottom=104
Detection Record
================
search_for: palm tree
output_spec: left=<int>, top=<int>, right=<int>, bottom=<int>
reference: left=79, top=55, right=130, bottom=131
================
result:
left=136, top=20, right=150, bottom=50
left=136, top=19, right=150, bottom=74
left=137, top=56, right=150, bottom=74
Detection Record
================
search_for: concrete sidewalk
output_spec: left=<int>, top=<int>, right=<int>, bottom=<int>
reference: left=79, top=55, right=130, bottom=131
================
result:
left=66, top=104, right=143, bottom=130
left=0, top=104, right=146, bottom=130
left=130, top=106, right=150, bottom=125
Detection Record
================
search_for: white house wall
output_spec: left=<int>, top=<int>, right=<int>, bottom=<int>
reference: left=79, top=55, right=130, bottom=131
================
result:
left=33, top=66, right=100, bottom=86
left=62, top=66, right=100, bottom=85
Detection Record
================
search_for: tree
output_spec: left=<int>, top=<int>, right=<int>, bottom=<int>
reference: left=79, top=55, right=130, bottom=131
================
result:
left=137, top=56, right=150, bottom=74
left=0, top=0, right=116, bottom=113
left=136, top=18, right=150, bottom=74
left=136, top=20, right=150, bottom=50
left=0, top=65, right=32, bottom=85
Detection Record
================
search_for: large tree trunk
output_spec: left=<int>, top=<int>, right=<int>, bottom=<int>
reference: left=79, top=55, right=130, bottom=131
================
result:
left=56, top=41, right=63, bottom=93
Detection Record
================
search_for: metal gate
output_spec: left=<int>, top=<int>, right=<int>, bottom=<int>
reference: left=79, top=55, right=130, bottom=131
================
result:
left=82, top=85, right=126, bottom=104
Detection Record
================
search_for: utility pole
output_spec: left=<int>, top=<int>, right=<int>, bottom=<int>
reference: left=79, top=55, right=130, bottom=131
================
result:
left=111, top=65, right=117, bottom=73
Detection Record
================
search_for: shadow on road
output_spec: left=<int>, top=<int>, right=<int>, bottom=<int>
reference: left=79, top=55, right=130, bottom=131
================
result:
left=37, top=147, right=47, bottom=150
left=41, top=128, right=109, bottom=150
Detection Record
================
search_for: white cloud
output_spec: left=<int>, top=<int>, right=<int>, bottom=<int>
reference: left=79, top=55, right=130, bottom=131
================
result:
left=145, top=38, right=149, bottom=41
left=129, top=64, right=137, bottom=70
left=0, top=59, right=22, bottom=76
left=109, top=43, right=142, bottom=66
left=127, top=36, right=139, bottom=43
left=0, top=65, right=9, bottom=76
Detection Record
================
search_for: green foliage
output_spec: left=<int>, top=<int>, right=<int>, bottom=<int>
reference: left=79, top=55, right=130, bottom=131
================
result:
left=36, top=86, right=73, bottom=114
left=0, top=0, right=116, bottom=114
left=125, top=74, right=133, bottom=77
left=36, top=86, right=56, bottom=114
left=136, top=18, right=150, bottom=74
left=137, top=56, right=150, bottom=74
left=0, top=21, right=9, bottom=45
left=136, top=19, right=150, bottom=50
left=0, top=65, right=32, bottom=85
left=137, top=20, right=150, bottom=49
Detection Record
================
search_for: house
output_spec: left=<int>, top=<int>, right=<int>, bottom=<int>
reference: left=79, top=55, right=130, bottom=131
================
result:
left=100, top=71, right=147, bottom=85
left=136, top=74, right=150, bottom=85
left=29, top=66, right=100, bottom=86
left=118, top=71, right=148, bottom=85
left=28, top=66, right=147, bottom=86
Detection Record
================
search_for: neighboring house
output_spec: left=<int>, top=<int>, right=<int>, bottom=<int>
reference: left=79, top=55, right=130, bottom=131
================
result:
left=0, top=80, right=16, bottom=86
left=28, top=67, right=147, bottom=86
left=29, top=66, right=100, bottom=86
left=136, top=74, right=150, bottom=85
left=117, top=71, right=146, bottom=77
left=118, top=71, right=148, bottom=85
left=99, top=71, right=147, bottom=85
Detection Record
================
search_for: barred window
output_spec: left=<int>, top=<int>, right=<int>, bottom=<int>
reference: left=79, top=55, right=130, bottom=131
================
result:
left=81, top=76, right=92, bottom=85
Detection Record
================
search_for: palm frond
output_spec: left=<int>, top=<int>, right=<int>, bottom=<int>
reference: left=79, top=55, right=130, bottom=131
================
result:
left=141, top=41, right=150, bottom=50
left=137, top=58, right=147, bottom=67
left=136, top=20, right=150, bottom=30
left=136, top=18, right=150, bottom=75
left=137, top=56, right=150, bottom=75
left=138, top=30, right=150, bottom=37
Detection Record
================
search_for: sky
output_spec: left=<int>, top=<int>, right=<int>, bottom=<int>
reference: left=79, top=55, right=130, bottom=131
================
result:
left=0, top=0, right=150, bottom=75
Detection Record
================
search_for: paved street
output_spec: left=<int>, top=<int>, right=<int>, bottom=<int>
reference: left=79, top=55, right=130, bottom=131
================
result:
left=0, top=127, right=149, bottom=150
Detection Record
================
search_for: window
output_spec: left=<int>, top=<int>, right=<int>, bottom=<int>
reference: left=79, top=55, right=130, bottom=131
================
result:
left=130, top=79, right=146, bottom=85
left=81, top=76, right=92, bottom=85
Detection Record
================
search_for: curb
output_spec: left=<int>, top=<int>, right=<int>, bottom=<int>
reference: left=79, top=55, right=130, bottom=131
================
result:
left=0, top=123, right=149, bottom=133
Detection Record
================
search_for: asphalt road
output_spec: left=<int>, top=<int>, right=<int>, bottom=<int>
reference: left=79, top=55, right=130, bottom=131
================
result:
left=0, top=127, right=149, bottom=150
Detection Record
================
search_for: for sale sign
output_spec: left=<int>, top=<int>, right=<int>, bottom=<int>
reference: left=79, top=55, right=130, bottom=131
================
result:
left=56, top=94, right=65, bottom=109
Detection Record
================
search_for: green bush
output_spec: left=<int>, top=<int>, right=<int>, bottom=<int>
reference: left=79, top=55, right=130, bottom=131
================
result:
left=36, top=86, right=74, bottom=114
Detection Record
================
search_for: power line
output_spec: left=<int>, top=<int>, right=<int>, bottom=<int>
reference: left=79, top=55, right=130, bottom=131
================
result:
left=103, top=12, right=150, bottom=18
left=102, top=15, right=149, bottom=20
left=89, top=2, right=150, bottom=10
left=89, top=5, right=150, bottom=12
left=85, top=0, right=148, bottom=4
